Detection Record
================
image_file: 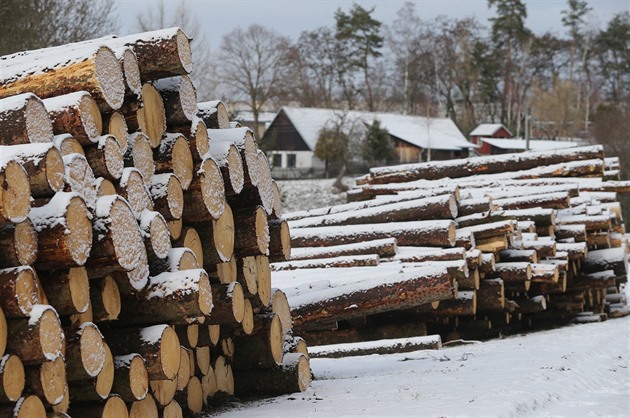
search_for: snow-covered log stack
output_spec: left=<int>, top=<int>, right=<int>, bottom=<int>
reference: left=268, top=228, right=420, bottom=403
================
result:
left=0, top=27, right=308, bottom=417
left=277, top=145, right=628, bottom=348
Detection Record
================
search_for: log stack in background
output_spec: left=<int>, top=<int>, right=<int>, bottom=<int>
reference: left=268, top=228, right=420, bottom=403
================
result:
left=275, top=145, right=629, bottom=350
left=0, top=27, right=308, bottom=417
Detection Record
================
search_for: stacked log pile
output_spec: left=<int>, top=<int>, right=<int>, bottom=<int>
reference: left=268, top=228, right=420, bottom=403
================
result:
left=276, top=145, right=629, bottom=349
left=0, top=27, right=308, bottom=417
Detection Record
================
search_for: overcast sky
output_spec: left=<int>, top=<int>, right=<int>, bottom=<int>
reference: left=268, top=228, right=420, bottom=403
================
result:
left=116, top=0, right=628, bottom=49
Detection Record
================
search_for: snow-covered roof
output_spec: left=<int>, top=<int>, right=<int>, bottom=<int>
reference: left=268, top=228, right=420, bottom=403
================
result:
left=279, top=107, right=474, bottom=152
left=480, top=138, right=580, bottom=151
left=235, top=110, right=277, bottom=124
left=470, top=123, right=511, bottom=136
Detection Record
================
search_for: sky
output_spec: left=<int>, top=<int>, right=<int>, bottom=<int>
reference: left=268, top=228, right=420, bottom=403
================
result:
left=116, top=0, right=628, bottom=49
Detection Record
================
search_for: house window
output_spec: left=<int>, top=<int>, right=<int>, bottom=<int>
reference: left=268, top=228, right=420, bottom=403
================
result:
left=272, top=154, right=282, bottom=168
left=287, top=154, right=296, bottom=168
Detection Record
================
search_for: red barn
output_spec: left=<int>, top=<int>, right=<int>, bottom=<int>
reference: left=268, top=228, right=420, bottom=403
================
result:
left=469, top=123, right=512, bottom=155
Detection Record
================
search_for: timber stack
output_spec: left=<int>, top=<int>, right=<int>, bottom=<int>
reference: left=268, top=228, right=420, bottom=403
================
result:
left=276, top=145, right=629, bottom=351
left=0, top=27, right=308, bottom=418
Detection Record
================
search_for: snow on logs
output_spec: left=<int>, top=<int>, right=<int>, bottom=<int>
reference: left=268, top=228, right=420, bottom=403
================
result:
left=0, top=26, right=309, bottom=413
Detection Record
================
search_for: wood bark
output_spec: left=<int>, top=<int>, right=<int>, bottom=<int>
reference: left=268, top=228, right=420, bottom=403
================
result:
left=43, top=91, right=102, bottom=145
left=154, top=75, right=197, bottom=127
left=207, top=282, right=245, bottom=325
left=183, top=157, right=226, bottom=222
left=112, top=354, right=149, bottom=402
left=0, top=143, right=65, bottom=197
left=7, top=305, right=63, bottom=364
left=233, top=353, right=311, bottom=395
left=149, top=173, right=184, bottom=221
left=0, top=93, right=54, bottom=145
left=476, top=279, right=505, bottom=311
left=289, top=238, right=398, bottom=261
left=197, top=101, right=230, bottom=129
left=233, top=206, right=270, bottom=256
left=311, top=335, right=441, bottom=358
left=153, top=133, right=193, bottom=190
left=38, top=267, right=90, bottom=316
left=232, top=313, right=283, bottom=369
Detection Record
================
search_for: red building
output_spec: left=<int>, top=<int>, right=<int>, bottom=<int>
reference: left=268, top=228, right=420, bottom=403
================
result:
left=469, top=123, right=512, bottom=155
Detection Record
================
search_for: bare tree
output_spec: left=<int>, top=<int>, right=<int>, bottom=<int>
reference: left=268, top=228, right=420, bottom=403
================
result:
left=217, top=24, right=290, bottom=134
left=136, top=0, right=218, bottom=100
left=0, top=0, right=117, bottom=55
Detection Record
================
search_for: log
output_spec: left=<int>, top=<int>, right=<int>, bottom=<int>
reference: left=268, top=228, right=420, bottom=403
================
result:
left=149, top=377, right=177, bottom=406
left=69, top=395, right=129, bottom=418
left=233, top=353, right=311, bottom=396
left=291, top=220, right=456, bottom=248
left=190, top=204, right=235, bottom=266
left=518, top=239, right=557, bottom=258
left=175, top=325, right=198, bottom=349
left=394, top=246, right=466, bottom=263
left=153, top=133, right=193, bottom=190
left=96, top=178, right=117, bottom=197
left=289, top=238, right=398, bottom=261
left=197, top=101, right=230, bottom=129
left=0, top=266, right=41, bottom=318
left=53, top=134, right=85, bottom=157
left=233, top=206, right=270, bottom=256
left=498, top=249, right=538, bottom=263
left=64, top=322, right=106, bottom=381
left=583, top=247, right=628, bottom=277
left=139, top=210, right=172, bottom=263
left=271, top=181, right=283, bottom=217
left=84, top=135, right=124, bottom=181
left=255, top=255, right=272, bottom=308
left=365, top=145, right=603, bottom=183
left=490, top=263, right=532, bottom=286
left=61, top=153, right=97, bottom=208
left=556, top=214, right=611, bottom=231
left=90, top=276, right=122, bottom=322
left=129, top=394, right=158, bottom=418
left=154, top=75, right=197, bottom=127
left=254, top=151, right=276, bottom=215
left=555, top=224, right=587, bottom=242
left=412, top=290, right=476, bottom=316
left=113, top=28, right=193, bottom=80
left=457, top=197, right=492, bottom=217
left=30, top=193, right=92, bottom=268
left=195, top=346, right=211, bottom=376
left=7, top=304, right=63, bottom=364
left=149, top=173, right=184, bottom=221
left=136, top=83, right=167, bottom=148
left=0, top=93, right=54, bottom=145
left=149, top=247, right=199, bottom=276
left=213, top=355, right=234, bottom=395
left=516, top=295, right=547, bottom=314
left=494, top=192, right=571, bottom=210
left=104, top=324, right=180, bottom=380
left=43, top=91, right=102, bottom=145
left=38, top=267, right=90, bottom=316
left=0, top=143, right=65, bottom=197
left=0, top=354, right=24, bottom=403
left=173, top=227, right=203, bottom=267
left=0, top=395, right=46, bottom=418
left=272, top=254, right=380, bottom=271
left=531, top=263, right=559, bottom=283
left=476, top=279, right=505, bottom=311
left=310, top=334, right=442, bottom=358
left=208, top=127, right=259, bottom=184
left=183, top=157, right=226, bottom=222
left=289, top=194, right=458, bottom=229
left=1, top=44, right=125, bottom=111
left=117, top=168, right=154, bottom=218
left=125, top=132, right=155, bottom=185
left=207, top=282, right=245, bottom=325
left=232, top=313, right=283, bottom=369
left=172, top=119, right=208, bottom=162
left=119, top=269, right=212, bottom=324
left=174, top=376, right=203, bottom=414
left=176, top=347, right=191, bottom=390
left=0, top=159, right=31, bottom=223
left=235, top=257, right=258, bottom=297
left=207, top=141, right=245, bottom=195
left=113, top=354, right=149, bottom=402
left=103, top=111, right=129, bottom=152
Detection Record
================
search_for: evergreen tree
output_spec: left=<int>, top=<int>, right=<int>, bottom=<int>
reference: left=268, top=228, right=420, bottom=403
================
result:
left=362, top=120, right=394, bottom=164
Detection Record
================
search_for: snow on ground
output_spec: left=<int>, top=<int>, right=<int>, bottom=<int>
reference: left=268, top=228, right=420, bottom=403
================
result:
left=277, top=177, right=356, bottom=213
left=203, top=317, right=630, bottom=418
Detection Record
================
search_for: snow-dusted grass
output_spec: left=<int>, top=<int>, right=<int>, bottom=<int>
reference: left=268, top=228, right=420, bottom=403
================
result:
left=277, top=177, right=355, bottom=213
left=203, top=317, right=629, bottom=417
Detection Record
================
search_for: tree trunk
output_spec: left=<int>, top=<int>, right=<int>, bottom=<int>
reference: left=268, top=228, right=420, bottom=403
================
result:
left=310, top=335, right=442, bottom=358
left=183, top=157, right=226, bottom=222
left=207, top=282, right=245, bottom=325
left=129, top=394, right=158, bottom=418
left=84, top=135, right=124, bottom=181
left=233, top=353, right=310, bottom=396
left=43, top=92, right=102, bottom=145
left=0, top=143, right=65, bottom=197
left=7, top=305, right=64, bottom=364
left=0, top=354, right=24, bottom=403
left=207, top=142, right=245, bottom=195
left=90, top=276, right=122, bottom=322
left=64, top=322, right=106, bottom=381
left=148, top=173, right=184, bottom=221
left=0, top=266, right=41, bottom=318
left=154, top=75, right=197, bottom=127
left=189, top=205, right=235, bottom=266
left=197, top=101, right=230, bottom=129
left=232, top=314, right=283, bottom=370
left=38, top=267, right=90, bottom=316
left=0, top=395, right=46, bottom=418
left=476, top=279, right=505, bottom=311
left=112, top=353, right=149, bottom=402
left=233, top=206, right=270, bottom=257
left=0, top=94, right=54, bottom=145
left=138, top=210, right=172, bottom=263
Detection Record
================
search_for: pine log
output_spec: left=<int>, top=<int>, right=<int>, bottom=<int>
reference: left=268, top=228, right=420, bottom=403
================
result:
left=111, top=247, right=151, bottom=295
left=43, top=91, right=102, bottom=145
left=173, top=227, right=203, bottom=267
left=174, top=376, right=203, bottom=414
left=200, top=368, right=217, bottom=402
left=103, top=111, right=129, bottom=152
left=310, top=335, right=441, bottom=358
left=233, top=353, right=310, bottom=396
left=412, top=290, right=476, bottom=316
left=95, top=178, right=116, bottom=197
left=235, top=257, right=258, bottom=297
left=476, top=279, right=505, bottom=311
left=499, top=249, right=538, bottom=263
left=90, top=276, right=122, bottom=322
left=291, top=220, right=456, bottom=248
left=119, top=269, right=212, bottom=324
left=497, top=208, right=556, bottom=227
left=53, top=134, right=84, bottom=157
left=0, top=93, right=54, bottom=145
left=113, top=28, right=193, bottom=80
left=232, top=313, right=283, bottom=369
left=69, top=395, right=129, bottom=418
left=272, top=254, right=379, bottom=271
left=139, top=210, right=172, bottom=263
left=136, top=83, right=167, bottom=148
left=208, top=127, right=259, bottom=185
left=153, top=133, right=193, bottom=190
left=61, top=153, right=97, bottom=208
left=494, top=192, right=571, bottom=210
left=195, top=346, right=211, bottom=376
left=149, top=377, right=177, bottom=406
left=64, top=322, right=106, bottom=381
left=0, top=143, right=65, bottom=197
left=190, top=205, right=235, bottom=266
left=149, top=247, right=199, bottom=276
left=0, top=354, right=24, bottom=403
left=175, top=325, right=198, bottom=350
left=38, top=267, right=90, bottom=315
left=197, top=101, right=230, bottom=129
left=84, top=135, right=124, bottom=181
left=0, top=266, right=41, bottom=318
left=518, top=239, right=557, bottom=258
left=7, top=304, right=63, bottom=364
left=154, top=75, right=197, bottom=127
left=183, top=157, right=226, bottom=221
left=516, top=295, right=547, bottom=314
left=30, top=193, right=92, bottom=268
left=365, top=145, right=603, bottom=183
left=207, top=141, right=245, bottom=195
left=289, top=238, right=398, bottom=261
left=394, top=246, right=466, bottom=263
left=125, top=132, right=155, bottom=185
left=0, top=395, right=46, bottom=418
left=0, top=159, right=31, bottom=223
left=1, top=41, right=126, bottom=109
left=213, top=355, right=234, bottom=395
left=208, top=257, right=238, bottom=285
left=269, top=288, right=292, bottom=334
left=175, top=347, right=191, bottom=391
left=255, top=255, right=272, bottom=308
left=457, top=197, right=492, bottom=217
left=490, top=263, right=532, bottom=287
left=117, top=168, right=154, bottom=218
left=129, top=394, right=158, bottom=418
left=207, top=282, right=245, bottom=325
left=112, top=354, right=149, bottom=402
left=149, top=173, right=184, bottom=221
left=104, top=324, right=180, bottom=380
left=233, top=206, right=270, bottom=256
left=556, top=214, right=611, bottom=231
left=272, top=180, right=283, bottom=217
left=290, top=194, right=458, bottom=229
left=254, top=151, right=276, bottom=215
left=583, top=247, right=628, bottom=277
left=531, top=263, right=559, bottom=283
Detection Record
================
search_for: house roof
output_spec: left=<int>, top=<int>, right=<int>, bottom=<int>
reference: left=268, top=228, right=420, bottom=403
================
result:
left=470, top=123, right=512, bottom=137
left=480, top=137, right=580, bottom=151
left=235, top=110, right=277, bottom=125
left=279, top=107, right=474, bottom=152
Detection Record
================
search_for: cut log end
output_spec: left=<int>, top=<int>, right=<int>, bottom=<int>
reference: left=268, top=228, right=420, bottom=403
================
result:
left=80, top=324, right=106, bottom=377
left=160, top=326, right=181, bottom=380
left=129, top=354, right=149, bottom=401
left=171, top=136, right=193, bottom=190
left=270, top=314, right=284, bottom=365
left=166, top=175, right=184, bottom=220
left=27, top=95, right=55, bottom=143
left=1, top=354, right=25, bottom=402
left=139, top=84, right=166, bottom=148
left=122, top=48, right=142, bottom=96
left=95, top=46, right=126, bottom=111
left=95, top=344, right=114, bottom=398
left=296, top=354, right=312, bottom=392
left=14, top=220, right=38, bottom=267
left=79, top=93, right=103, bottom=141
left=129, top=395, right=157, bottom=418
left=39, top=355, right=66, bottom=405
left=176, top=29, right=194, bottom=74
left=102, top=395, right=129, bottom=418
left=201, top=158, right=226, bottom=219
left=2, top=160, right=31, bottom=222
left=214, top=204, right=235, bottom=263
left=12, top=395, right=46, bottom=418
left=68, top=267, right=90, bottom=315
left=45, top=146, right=66, bottom=192
left=39, top=308, right=64, bottom=361
left=65, top=196, right=93, bottom=266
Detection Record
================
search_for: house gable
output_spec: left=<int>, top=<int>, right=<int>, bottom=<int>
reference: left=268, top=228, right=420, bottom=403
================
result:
left=261, top=109, right=311, bottom=151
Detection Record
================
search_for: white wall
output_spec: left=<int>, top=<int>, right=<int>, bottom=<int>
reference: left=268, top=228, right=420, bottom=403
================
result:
left=269, top=151, right=324, bottom=169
